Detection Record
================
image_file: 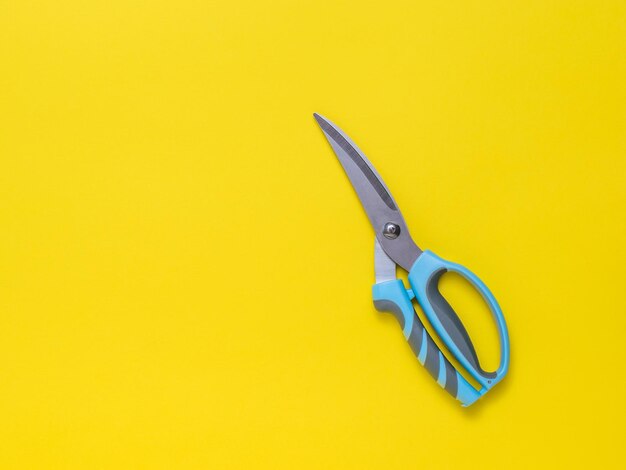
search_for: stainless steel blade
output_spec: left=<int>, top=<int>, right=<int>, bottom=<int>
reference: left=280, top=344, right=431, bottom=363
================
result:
left=374, top=238, right=396, bottom=284
left=314, top=113, right=422, bottom=270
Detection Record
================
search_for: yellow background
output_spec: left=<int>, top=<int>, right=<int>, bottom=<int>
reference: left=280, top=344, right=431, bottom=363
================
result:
left=1, top=1, right=625, bottom=468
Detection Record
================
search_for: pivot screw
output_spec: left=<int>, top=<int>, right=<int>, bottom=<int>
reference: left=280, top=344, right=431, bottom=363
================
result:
left=383, top=222, right=400, bottom=239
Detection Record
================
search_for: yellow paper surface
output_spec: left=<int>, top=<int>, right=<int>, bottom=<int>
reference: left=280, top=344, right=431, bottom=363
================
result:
left=1, top=1, right=625, bottom=468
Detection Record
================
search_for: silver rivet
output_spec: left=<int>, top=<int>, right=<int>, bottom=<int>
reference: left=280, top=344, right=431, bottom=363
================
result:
left=383, top=222, right=400, bottom=239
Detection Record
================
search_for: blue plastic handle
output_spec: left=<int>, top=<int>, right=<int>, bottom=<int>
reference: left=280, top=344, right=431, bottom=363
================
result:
left=373, top=279, right=482, bottom=406
left=407, top=250, right=510, bottom=391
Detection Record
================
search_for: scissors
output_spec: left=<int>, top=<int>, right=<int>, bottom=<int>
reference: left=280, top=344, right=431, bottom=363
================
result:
left=314, top=113, right=510, bottom=406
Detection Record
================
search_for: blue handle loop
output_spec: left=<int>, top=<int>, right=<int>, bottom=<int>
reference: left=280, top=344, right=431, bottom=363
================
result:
left=407, top=250, right=510, bottom=392
left=373, top=279, right=483, bottom=406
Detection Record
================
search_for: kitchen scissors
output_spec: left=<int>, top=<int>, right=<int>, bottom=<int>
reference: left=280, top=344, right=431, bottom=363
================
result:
left=314, top=113, right=510, bottom=406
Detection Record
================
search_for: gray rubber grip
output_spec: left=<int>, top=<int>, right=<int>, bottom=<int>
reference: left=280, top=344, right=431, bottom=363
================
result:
left=407, top=315, right=459, bottom=397
left=425, top=270, right=496, bottom=379
left=374, top=299, right=459, bottom=398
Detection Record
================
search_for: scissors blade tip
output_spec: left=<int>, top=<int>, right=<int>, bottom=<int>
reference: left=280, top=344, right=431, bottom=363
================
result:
left=313, top=112, right=327, bottom=125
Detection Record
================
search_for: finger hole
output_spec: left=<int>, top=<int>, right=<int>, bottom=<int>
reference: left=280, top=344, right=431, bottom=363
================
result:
left=438, top=271, right=501, bottom=373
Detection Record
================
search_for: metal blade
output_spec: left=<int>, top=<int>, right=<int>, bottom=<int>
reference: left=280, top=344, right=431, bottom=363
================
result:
left=314, top=113, right=422, bottom=270
left=374, top=238, right=396, bottom=284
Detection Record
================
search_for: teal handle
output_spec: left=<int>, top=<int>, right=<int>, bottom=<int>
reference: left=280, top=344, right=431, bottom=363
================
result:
left=373, top=279, right=482, bottom=406
left=407, top=250, right=510, bottom=392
